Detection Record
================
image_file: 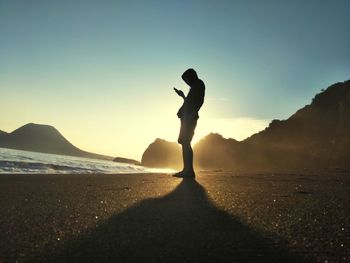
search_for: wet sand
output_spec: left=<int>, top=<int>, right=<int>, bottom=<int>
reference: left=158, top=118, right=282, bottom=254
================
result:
left=0, top=172, right=349, bottom=262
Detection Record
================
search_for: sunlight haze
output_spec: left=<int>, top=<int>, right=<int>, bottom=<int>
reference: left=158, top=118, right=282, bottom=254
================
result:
left=1, top=0, right=349, bottom=159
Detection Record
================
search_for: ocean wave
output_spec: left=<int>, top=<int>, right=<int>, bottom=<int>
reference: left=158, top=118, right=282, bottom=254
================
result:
left=0, top=160, right=106, bottom=174
left=0, top=148, right=172, bottom=174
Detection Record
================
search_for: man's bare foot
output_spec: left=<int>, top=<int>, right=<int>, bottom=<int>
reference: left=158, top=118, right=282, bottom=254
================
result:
left=173, top=170, right=195, bottom=178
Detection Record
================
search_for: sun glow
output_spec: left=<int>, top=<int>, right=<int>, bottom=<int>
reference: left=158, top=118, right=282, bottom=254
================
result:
left=49, top=108, right=269, bottom=161
left=156, top=115, right=270, bottom=146
left=193, top=117, right=269, bottom=143
left=0, top=86, right=270, bottom=161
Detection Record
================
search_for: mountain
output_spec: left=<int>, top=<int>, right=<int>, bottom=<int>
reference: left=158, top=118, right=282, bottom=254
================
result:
left=142, top=80, right=350, bottom=171
left=0, top=130, right=7, bottom=136
left=235, top=80, right=350, bottom=170
left=0, top=123, right=113, bottom=160
left=194, top=133, right=240, bottom=170
left=142, top=138, right=182, bottom=169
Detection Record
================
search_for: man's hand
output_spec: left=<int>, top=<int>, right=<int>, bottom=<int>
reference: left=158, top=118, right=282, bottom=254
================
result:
left=174, top=87, right=185, bottom=99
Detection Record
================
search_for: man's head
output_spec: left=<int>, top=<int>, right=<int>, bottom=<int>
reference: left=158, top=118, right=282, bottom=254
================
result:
left=182, top=68, right=198, bottom=86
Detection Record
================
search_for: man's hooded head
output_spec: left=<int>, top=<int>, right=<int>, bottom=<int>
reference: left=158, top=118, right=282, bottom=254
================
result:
left=182, top=68, right=198, bottom=86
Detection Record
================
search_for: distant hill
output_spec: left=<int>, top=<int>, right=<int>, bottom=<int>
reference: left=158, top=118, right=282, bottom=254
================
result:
left=194, top=133, right=240, bottom=170
left=142, top=138, right=182, bottom=169
left=0, top=123, right=113, bottom=161
left=142, top=80, right=350, bottom=171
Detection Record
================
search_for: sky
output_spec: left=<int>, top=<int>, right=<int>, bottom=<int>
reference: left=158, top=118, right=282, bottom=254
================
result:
left=1, top=0, right=349, bottom=160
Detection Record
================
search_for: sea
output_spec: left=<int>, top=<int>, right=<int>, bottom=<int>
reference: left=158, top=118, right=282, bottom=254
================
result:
left=0, top=147, right=172, bottom=174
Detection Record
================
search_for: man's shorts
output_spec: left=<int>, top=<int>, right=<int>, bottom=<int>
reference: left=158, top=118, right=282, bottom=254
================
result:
left=178, top=117, right=198, bottom=145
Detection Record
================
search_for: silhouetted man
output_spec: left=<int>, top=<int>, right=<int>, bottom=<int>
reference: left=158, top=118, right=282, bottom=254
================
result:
left=173, top=68, right=205, bottom=178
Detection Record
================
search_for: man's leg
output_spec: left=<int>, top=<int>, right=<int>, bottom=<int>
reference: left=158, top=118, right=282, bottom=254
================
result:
left=181, top=143, right=186, bottom=172
left=183, top=142, right=194, bottom=174
left=173, top=142, right=195, bottom=178
left=174, top=119, right=196, bottom=178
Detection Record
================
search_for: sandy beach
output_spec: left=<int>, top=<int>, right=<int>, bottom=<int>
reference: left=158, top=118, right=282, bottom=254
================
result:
left=0, top=172, right=349, bottom=262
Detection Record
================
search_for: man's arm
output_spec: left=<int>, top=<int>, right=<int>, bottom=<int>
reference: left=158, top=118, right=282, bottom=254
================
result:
left=173, top=87, right=186, bottom=100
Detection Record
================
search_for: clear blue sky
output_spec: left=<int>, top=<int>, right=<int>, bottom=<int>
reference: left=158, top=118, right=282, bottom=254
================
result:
left=1, top=0, right=349, bottom=159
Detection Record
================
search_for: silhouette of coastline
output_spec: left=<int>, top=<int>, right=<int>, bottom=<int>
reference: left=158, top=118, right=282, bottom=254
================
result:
left=142, top=80, right=350, bottom=171
left=0, top=123, right=138, bottom=164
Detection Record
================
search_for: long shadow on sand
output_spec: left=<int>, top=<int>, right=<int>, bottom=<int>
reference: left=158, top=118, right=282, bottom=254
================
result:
left=36, top=179, right=305, bottom=263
